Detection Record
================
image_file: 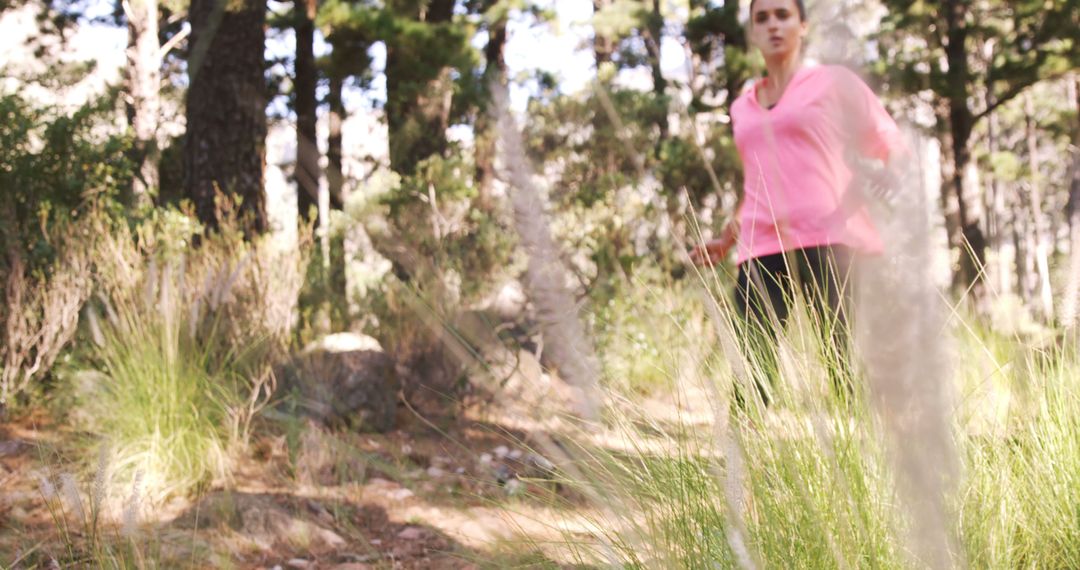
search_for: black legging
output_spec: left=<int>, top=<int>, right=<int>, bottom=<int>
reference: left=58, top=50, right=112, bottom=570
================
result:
left=732, top=245, right=854, bottom=406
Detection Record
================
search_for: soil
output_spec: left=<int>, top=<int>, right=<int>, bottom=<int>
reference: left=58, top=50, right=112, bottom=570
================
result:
left=0, top=404, right=595, bottom=569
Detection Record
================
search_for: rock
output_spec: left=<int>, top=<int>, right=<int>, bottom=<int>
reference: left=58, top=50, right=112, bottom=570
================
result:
left=286, top=559, right=310, bottom=569
left=0, top=439, right=26, bottom=456
left=177, top=492, right=345, bottom=551
left=397, top=526, right=425, bottom=540
left=331, top=564, right=373, bottom=570
left=277, top=333, right=399, bottom=432
left=425, top=466, right=445, bottom=478
left=504, top=478, right=525, bottom=496
left=240, top=503, right=346, bottom=550
left=386, top=488, right=414, bottom=501
left=522, top=453, right=557, bottom=480
left=493, top=445, right=509, bottom=458
left=492, top=464, right=514, bottom=485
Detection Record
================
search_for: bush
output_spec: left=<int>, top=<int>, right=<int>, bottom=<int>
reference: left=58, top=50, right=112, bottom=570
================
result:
left=0, top=216, right=96, bottom=407
left=75, top=205, right=309, bottom=498
left=0, top=88, right=132, bottom=407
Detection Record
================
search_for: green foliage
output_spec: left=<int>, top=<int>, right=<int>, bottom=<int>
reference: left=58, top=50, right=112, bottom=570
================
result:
left=381, top=154, right=515, bottom=302
left=591, top=266, right=705, bottom=395
left=0, top=90, right=133, bottom=272
left=542, top=290, right=1080, bottom=568
left=657, top=130, right=741, bottom=206
left=525, top=87, right=656, bottom=208
left=592, top=0, right=647, bottom=40
left=73, top=209, right=305, bottom=498
left=685, top=0, right=756, bottom=112
left=875, top=0, right=1079, bottom=110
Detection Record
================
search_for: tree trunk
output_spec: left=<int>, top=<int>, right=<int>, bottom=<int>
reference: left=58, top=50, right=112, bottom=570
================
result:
left=474, top=12, right=507, bottom=210
left=1062, top=75, right=1080, bottom=328
left=385, top=0, right=455, bottom=175
left=644, top=0, right=668, bottom=151
left=125, top=0, right=160, bottom=210
left=295, top=0, right=320, bottom=224
left=943, top=0, right=986, bottom=298
left=327, top=72, right=345, bottom=204
left=937, top=118, right=961, bottom=281
left=326, top=70, right=349, bottom=302
left=1024, top=92, right=1054, bottom=322
left=986, top=109, right=1015, bottom=297
left=1017, top=208, right=1038, bottom=306
left=184, top=0, right=268, bottom=233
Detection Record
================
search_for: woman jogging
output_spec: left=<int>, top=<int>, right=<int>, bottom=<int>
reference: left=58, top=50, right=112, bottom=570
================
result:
left=689, top=0, right=904, bottom=404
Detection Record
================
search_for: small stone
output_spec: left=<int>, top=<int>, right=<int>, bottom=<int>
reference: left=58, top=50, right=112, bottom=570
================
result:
left=426, top=466, right=445, bottom=478
left=493, top=445, right=509, bottom=458
left=316, top=527, right=347, bottom=547
left=401, top=444, right=413, bottom=455
left=332, top=565, right=372, bottom=570
left=10, top=506, right=29, bottom=522
left=507, top=449, right=523, bottom=460
left=455, top=467, right=465, bottom=474
left=387, top=488, right=414, bottom=501
left=369, top=539, right=382, bottom=545
left=306, top=499, right=333, bottom=522
left=397, top=526, right=425, bottom=540
left=287, top=559, right=310, bottom=569
left=0, top=440, right=24, bottom=456
left=479, top=453, right=492, bottom=465
left=493, top=463, right=514, bottom=484
left=505, top=478, right=524, bottom=496
left=528, top=453, right=555, bottom=472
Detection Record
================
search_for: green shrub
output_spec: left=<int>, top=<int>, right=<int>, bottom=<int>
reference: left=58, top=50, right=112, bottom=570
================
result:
left=75, top=207, right=307, bottom=498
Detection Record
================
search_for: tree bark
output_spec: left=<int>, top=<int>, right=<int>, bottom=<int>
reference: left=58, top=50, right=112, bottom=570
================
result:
left=327, top=72, right=345, bottom=204
left=184, top=0, right=268, bottom=233
left=943, top=0, right=986, bottom=297
left=474, top=11, right=507, bottom=210
left=644, top=0, right=668, bottom=152
left=985, top=109, right=1015, bottom=297
left=385, top=0, right=455, bottom=175
left=295, top=0, right=320, bottom=223
left=1062, top=75, right=1080, bottom=328
left=1024, top=92, right=1054, bottom=322
left=125, top=0, right=160, bottom=210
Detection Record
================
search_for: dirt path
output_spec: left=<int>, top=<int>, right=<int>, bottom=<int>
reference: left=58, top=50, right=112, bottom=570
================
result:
left=0, top=408, right=600, bottom=569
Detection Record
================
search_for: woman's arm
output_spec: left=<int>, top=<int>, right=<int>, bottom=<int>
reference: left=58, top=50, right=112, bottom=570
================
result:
left=689, top=200, right=741, bottom=266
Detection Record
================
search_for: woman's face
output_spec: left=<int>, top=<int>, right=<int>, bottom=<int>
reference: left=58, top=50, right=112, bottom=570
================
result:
left=749, top=0, right=807, bottom=61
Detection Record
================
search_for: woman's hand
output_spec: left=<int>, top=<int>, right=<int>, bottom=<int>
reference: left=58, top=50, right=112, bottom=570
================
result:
left=849, top=154, right=903, bottom=207
left=689, top=222, right=738, bottom=266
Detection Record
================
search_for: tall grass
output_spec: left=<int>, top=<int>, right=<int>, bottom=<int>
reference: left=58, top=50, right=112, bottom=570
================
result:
left=75, top=206, right=308, bottom=499
left=485, top=110, right=1080, bottom=567
left=515, top=271, right=1080, bottom=569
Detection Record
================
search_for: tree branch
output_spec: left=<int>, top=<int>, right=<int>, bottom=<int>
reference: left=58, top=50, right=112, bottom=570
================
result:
left=974, top=68, right=1072, bottom=124
left=160, top=26, right=191, bottom=58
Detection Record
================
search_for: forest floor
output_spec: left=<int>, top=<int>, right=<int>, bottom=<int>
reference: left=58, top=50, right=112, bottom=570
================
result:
left=0, top=399, right=618, bottom=569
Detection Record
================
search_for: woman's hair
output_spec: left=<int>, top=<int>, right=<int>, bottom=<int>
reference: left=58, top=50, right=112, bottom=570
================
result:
left=749, top=0, right=808, bottom=22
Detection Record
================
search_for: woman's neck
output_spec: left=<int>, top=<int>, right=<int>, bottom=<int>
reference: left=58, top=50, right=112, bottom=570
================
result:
left=762, top=54, right=804, bottom=100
